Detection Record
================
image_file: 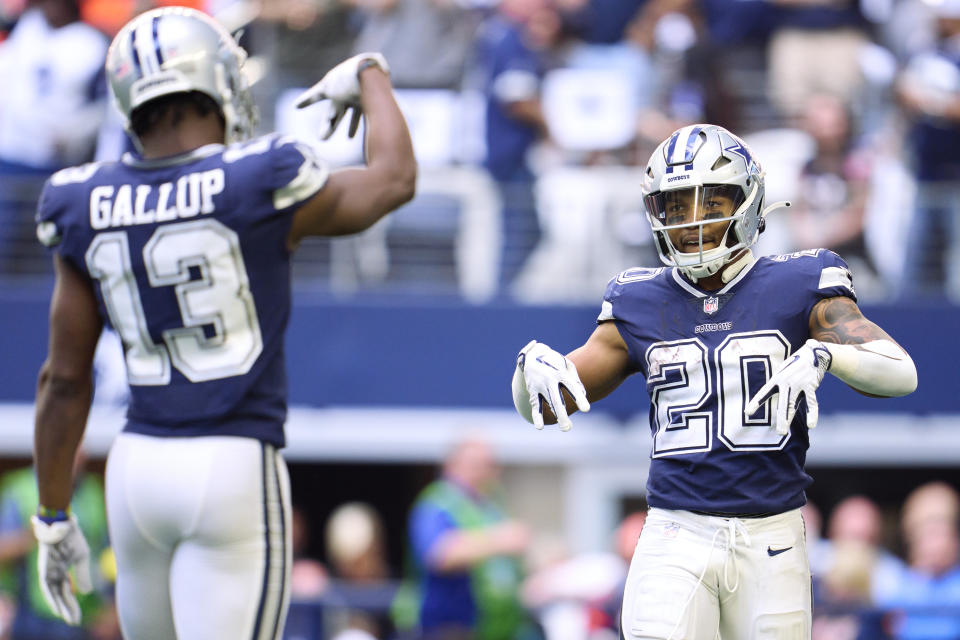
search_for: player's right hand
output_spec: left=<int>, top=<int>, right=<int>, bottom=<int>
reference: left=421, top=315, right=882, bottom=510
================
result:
left=31, top=513, right=93, bottom=626
left=294, top=52, right=390, bottom=140
left=745, top=339, right=832, bottom=435
left=512, top=340, right=590, bottom=431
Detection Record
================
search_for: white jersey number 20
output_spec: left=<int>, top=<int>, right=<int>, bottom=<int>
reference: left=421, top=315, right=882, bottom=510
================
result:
left=646, top=331, right=790, bottom=456
left=85, top=219, right=264, bottom=385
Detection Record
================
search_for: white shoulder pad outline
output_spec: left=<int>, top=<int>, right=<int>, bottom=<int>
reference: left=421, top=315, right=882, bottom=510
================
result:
left=273, top=140, right=330, bottom=211
left=36, top=221, right=61, bottom=247
left=597, top=299, right=615, bottom=322
left=818, top=265, right=855, bottom=295
left=49, top=163, right=103, bottom=187
left=222, top=135, right=274, bottom=164
left=616, top=267, right=664, bottom=284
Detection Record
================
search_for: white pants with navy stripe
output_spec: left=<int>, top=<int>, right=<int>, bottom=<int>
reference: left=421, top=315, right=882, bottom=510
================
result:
left=620, top=507, right=811, bottom=640
left=106, top=433, right=292, bottom=640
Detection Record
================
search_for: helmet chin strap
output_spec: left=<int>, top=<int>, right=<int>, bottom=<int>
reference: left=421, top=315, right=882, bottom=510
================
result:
left=720, top=249, right=755, bottom=283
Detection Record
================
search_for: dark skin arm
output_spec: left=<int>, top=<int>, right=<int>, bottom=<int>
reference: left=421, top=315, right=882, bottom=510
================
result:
left=537, top=296, right=902, bottom=423
left=287, top=67, right=417, bottom=247
left=536, top=322, right=633, bottom=425
left=809, top=295, right=897, bottom=345
left=35, top=255, right=102, bottom=511
left=809, top=295, right=902, bottom=397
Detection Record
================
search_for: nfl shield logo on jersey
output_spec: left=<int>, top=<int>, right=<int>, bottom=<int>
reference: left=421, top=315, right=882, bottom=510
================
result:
left=704, top=296, right=719, bottom=315
left=664, top=522, right=680, bottom=539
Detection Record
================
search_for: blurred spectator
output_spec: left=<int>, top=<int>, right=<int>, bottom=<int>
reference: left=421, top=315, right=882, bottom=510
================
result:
left=895, top=3, right=960, bottom=300
left=766, top=0, right=871, bottom=123
left=0, top=0, right=25, bottom=39
left=246, top=0, right=355, bottom=129
left=291, top=506, right=329, bottom=599
left=812, top=540, right=891, bottom=640
left=80, top=0, right=206, bottom=36
left=521, top=512, right=642, bottom=640
left=559, top=0, right=643, bottom=44
left=394, top=437, right=534, bottom=640
left=875, top=482, right=960, bottom=640
left=471, top=0, right=564, bottom=294
left=0, top=0, right=107, bottom=274
left=0, top=457, right=116, bottom=639
left=284, top=506, right=331, bottom=640
left=899, top=481, right=960, bottom=545
left=788, top=94, right=883, bottom=295
left=813, top=496, right=905, bottom=620
left=324, top=502, right=396, bottom=640
left=344, top=0, right=484, bottom=89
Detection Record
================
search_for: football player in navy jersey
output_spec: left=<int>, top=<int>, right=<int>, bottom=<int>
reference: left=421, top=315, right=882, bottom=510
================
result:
left=512, top=124, right=917, bottom=639
left=29, top=7, right=414, bottom=639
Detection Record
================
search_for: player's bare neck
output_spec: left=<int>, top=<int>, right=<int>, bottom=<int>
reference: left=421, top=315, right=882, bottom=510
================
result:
left=693, top=271, right=724, bottom=291
left=690, top=249, right=753, bottom=291
left=140, top=113, right=225, bottom=160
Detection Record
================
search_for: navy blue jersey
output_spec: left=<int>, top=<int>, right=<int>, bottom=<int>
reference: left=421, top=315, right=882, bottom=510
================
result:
left=35, top=134, right=330, bottom=447
left=599, top=250, right=857, bottom=514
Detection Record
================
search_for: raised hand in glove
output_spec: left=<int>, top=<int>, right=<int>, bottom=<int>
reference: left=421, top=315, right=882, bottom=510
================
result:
left=745, top=339, right=833, bottom=435
left=31, top=513, right=92, bottom=626
left=512, top=340, right=590, bottom=431
left=294, top=53, right=390, bottom=140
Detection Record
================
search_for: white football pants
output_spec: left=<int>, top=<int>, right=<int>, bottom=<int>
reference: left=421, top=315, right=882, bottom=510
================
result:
left=621, top=507, right=811, bottom=640
left=105, top=433, right=292, bottom=640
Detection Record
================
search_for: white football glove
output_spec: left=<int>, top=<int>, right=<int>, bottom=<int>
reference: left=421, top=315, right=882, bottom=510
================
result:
left=31, top=514, right=92, bottom=626
left=294, top=52, right=390, bottom=140
left=744, top=339, right=833, bottom=435
left=512, top=340, right=590, bottom=431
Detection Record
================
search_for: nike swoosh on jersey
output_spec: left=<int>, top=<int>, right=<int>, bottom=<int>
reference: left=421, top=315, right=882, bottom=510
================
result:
left=767, top=546, right=793, bottom=556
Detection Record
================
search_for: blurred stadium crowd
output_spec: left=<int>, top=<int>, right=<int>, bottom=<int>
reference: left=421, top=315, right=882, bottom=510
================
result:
left=0, top=0, right=959, bottom=639
left=1, top=0, right=960, bottom=303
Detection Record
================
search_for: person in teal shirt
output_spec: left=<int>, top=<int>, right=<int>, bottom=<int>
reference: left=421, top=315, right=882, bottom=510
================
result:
left=399, top=437, right=535, bottom=640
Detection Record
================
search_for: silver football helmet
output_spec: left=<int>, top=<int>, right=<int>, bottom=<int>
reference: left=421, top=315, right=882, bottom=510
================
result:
left=641, top=124, right=766, bottom=281
left=105, top=7, right=257, bottom=145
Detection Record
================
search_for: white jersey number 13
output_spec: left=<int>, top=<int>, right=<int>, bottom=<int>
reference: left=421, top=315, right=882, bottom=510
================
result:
left=85, top=219, right=263, bottom=385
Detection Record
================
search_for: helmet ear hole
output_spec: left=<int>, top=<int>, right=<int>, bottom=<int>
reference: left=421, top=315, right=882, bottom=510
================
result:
left=711, top=157, right=731, bottom=170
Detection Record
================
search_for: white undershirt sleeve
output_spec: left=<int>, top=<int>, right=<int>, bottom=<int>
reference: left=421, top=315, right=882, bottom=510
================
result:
left=822, top=340, right=918, bottom=397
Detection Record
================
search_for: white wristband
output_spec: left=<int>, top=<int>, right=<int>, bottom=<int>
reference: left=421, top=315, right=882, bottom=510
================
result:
left=823, top=340, right=917, bottom=397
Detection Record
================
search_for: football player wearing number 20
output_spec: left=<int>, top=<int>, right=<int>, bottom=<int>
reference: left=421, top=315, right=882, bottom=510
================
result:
left=512, top=124, right=917, bottom=639
left=31, top=7, right=415, bottom=640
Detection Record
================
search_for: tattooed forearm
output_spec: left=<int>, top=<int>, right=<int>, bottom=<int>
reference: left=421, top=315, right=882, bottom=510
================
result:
left=809, top=296, right=893, bottom=345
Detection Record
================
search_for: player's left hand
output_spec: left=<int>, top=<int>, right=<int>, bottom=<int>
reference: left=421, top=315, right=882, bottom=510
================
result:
left=294, top=52, right=390, bottom=140
left=512, top=340, right=590, bottom=431
left=745, top=339, right=832, bottom=435
left=31, top=513, right=93, bottom=626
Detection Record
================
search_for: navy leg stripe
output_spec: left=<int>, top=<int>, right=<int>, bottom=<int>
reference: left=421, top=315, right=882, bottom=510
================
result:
left=268, top=457, right=287, bottom=639
left=250, top=443, right=286, bottom=640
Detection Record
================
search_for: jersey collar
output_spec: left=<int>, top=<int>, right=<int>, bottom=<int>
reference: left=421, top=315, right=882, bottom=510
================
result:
left=671, top=250, right=757, bottom=298
left=121, top=143, right=225, bottom=169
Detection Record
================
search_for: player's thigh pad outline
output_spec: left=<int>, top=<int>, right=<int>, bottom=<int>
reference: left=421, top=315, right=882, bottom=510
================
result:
left=620, top=509, right=721, bottom=640
left=106, top=433, right=292, bottom=640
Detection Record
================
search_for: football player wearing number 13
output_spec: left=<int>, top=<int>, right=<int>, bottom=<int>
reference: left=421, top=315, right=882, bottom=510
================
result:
left=512, top=124, right=917, bottom=639
left=30, top=7, right=415, bottom=640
